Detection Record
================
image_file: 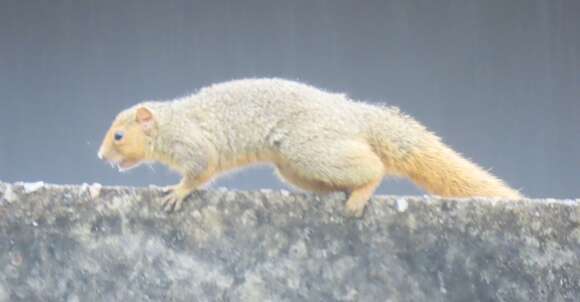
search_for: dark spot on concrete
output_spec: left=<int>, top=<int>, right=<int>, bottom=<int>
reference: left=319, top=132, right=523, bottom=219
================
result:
left=90, top=215, right=122, bottom=236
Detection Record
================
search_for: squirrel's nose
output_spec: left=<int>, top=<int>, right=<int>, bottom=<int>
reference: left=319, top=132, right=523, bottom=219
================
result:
left=97, top=149, right=104, bottom=160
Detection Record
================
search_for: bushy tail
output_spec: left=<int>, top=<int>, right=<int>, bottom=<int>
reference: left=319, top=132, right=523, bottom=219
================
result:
left=398, top=136, right=522, bottom=199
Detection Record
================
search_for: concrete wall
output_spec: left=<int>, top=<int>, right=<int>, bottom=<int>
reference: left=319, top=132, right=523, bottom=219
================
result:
left=0, top=182, right=579, bottom=301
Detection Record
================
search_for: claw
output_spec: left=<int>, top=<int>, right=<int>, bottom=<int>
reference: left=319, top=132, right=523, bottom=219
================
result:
left=160, top=186, right=192, bottom=213
left=161, top=190, right=183, bottom=212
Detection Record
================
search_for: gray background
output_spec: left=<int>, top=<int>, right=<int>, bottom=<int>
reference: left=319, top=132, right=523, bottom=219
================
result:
left=0, top=0, right=578, bottom=198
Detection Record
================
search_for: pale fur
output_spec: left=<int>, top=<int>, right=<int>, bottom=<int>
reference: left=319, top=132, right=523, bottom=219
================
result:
left=99, top=78, right=522, bottom=216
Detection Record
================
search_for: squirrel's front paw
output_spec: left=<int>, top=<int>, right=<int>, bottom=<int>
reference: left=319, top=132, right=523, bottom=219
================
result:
left=161, top=187, right=190, bottom=212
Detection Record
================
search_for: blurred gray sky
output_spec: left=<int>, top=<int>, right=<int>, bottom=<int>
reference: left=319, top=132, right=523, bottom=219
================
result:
left=0, top=0, right=578, bottom=198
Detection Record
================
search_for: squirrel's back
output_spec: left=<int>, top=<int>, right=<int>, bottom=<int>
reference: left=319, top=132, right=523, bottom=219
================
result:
left=187, top=78, right=364, bottom=118
left=173, top=78, right=386, bottom=155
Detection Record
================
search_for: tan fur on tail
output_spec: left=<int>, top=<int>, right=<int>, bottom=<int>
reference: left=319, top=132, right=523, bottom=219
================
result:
left=400, top=135, right=522, bottom=199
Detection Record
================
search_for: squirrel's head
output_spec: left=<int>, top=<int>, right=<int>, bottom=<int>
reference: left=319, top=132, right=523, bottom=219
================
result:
left=98, top=105, right=158, bottom=172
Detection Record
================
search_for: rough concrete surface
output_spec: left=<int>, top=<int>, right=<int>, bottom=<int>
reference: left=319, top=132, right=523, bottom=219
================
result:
left=0, top=181, right=579, bottom=302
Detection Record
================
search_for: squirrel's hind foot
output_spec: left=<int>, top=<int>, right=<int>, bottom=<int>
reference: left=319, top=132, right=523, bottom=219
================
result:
left=342, top=177, right=382, bottom=219
left=343, top=201, right=366, bottom=218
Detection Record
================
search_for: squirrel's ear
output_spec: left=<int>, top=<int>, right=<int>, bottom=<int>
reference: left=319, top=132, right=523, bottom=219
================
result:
left=136, top=106, right=156, bottom=134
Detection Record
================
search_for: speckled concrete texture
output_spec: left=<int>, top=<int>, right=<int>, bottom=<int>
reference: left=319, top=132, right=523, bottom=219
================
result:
left=0, top=182, right=579, bottom=302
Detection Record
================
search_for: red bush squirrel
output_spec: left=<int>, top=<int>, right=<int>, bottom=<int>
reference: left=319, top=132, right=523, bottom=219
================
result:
left=98, top=78, right=522, bottom=217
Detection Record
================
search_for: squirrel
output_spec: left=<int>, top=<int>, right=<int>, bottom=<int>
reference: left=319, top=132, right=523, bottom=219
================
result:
left=98, top=78, right=522, bottom=217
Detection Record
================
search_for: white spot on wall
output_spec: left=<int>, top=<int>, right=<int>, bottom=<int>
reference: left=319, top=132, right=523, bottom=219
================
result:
left=3, top=185, right=17, bottom=203
left=396, top=198, right=408, bottom=212
left=23, top=181, right=44, bottom=193
left=89, top=183, right=103, bottom=199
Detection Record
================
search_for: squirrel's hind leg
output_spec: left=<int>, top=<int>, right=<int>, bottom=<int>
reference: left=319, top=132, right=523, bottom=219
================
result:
left=275, top=139, right=384, bottom=217
left=344, top=177, right=382, bottom=218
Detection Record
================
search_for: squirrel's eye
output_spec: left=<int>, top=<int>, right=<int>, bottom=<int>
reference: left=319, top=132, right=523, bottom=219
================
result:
left=114, top=131, right=124, bottom=141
